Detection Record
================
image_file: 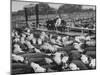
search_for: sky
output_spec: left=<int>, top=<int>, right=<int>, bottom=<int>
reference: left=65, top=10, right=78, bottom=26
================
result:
left=12, top=1, right=95, bottom=12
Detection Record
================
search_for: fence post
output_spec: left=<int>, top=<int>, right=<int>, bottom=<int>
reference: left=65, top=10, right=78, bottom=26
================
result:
left=35, top=4, right=39, bottom=28
left=24, top=8, right=28, bottom=28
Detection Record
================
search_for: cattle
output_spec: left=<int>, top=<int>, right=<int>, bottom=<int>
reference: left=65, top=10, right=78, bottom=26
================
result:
left=69, top=63, right=80, bottom=70
left=46, top=19, right=56, bottom=30
left=52, top=52, right=62, bottom=65
left=44, top=57, right=53, bottom=64
left=30, top=62, right=46, bottom=73
left=85, top=51, right=96, bottom=58
left=73, top=43, right=84, bottom=52
left=80, top=54, right=89, bottom=64
left=89, top=59, right=96, bottom=69
left=69, top=50, right=81, bottom=60
left=12, top=24, right=96, bottom=74
left=86, top=40, right=96, bottom=46
left=70, top=60, right=88, bottom=70
left=12, top=54, right=24, bottom=63
left=13, top=44, right=24, bottom=54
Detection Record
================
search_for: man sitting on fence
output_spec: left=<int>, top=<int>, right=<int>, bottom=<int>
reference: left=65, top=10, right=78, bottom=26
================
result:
left=55, top=16, right=62, bottom=28
left=55, top=15, right=66, bottom=32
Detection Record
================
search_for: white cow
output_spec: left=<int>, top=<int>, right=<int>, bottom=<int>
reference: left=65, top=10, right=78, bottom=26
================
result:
left=62, top=36, right=69, bottom=42
left=81, top=54, right=89, bottom=64
left=56, top=36, right=62, bottom=45
left=40, top=43, right=57, bottom=52
left=20, top=37, right=25, bottom=44
left=69, top=63, right=80, bottom=70
left=52, top=52, right=62, bottom=65
left=30, top=62, right=46, bottom=73
left=34, top=48, right=41, bottom=53
left=45, top=57, right=53, bottom=64
left=62, top=56, right=69, bottom=64
left=89, top=58, right=96, bottom=68
left=32, top=38, right=37, bottom=45
left=13, top=44, right=24, bottom=53
left=75, top=35, right=85, bottom=43
left=86, top=40, right=96, bottom=46
left=50, top=38, right=56, bottom=44
left=37, top=38, right=42, bottom=45
left=40, top=32, right=48, bottom=41
left=12, top=32, right=15, bottom=37
left=73, top=43, right=84, bottom=52
left=25, top=40, right=34, bottom=49
left=13, top=37, right=20, bottom=43
left=12, top=54, right=24, bottom=62
left=27, top=34, right=34, bottom=41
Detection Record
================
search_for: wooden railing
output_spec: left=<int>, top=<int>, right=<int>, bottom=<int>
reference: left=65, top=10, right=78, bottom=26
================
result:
left=12, top=19, right=95, bottom=36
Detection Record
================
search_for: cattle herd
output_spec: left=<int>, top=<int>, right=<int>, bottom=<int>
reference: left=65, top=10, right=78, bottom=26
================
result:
left=11, top=10, right=96, bottom=75
left=11, top=20, right=96, bottom=74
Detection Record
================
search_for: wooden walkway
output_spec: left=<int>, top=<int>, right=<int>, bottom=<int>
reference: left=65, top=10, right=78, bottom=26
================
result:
left=31, top=26, right=95, bottom=36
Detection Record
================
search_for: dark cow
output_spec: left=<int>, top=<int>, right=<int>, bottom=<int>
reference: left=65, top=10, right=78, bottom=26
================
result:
left=46, top=19, right=56, bottom=30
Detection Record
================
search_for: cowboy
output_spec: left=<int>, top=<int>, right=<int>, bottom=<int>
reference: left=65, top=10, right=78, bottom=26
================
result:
left=55, top=15, right=62, bottom=27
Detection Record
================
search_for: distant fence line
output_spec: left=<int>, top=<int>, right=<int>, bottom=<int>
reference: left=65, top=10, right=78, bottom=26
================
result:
left=12, top=20, right=95, bottom=36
